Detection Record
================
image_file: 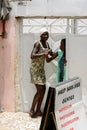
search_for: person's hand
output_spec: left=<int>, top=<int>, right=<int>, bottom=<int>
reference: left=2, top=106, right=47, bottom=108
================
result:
left=64, top=59, right=67, bottom=65
left=45, top=49, right=52, bottom=55
left=48, top=49, right=52, bottom=54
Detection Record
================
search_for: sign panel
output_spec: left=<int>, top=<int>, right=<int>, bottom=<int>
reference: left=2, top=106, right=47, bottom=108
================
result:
left=55, top=77, right=82, bottom=110
left=55, top=77, right=87, bottom=130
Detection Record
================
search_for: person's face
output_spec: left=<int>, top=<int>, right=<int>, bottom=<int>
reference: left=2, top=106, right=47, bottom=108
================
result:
left=60, top=42, right=65, bottom=51
left=40, top=32, right=49, bottom=41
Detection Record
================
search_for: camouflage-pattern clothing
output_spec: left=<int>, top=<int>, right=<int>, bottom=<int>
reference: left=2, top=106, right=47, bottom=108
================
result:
left=30, top=41, right=48, bottom=85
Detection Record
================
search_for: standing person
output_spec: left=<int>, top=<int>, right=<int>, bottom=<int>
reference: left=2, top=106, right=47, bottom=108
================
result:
left=56, top=38, right=66, bottom=83
left=45, top=38, right=67, bottom=83
left=29, top=28, right=52, bottom=118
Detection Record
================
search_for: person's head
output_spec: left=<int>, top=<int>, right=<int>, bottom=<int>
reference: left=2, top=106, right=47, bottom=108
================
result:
left=60, top=38, right=66, bottom=51
left=40, top=28, right=49, bottom=41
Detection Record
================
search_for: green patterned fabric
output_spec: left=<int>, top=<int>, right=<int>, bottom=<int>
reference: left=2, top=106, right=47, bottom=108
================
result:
left=30, top=42, right=48, bottom=85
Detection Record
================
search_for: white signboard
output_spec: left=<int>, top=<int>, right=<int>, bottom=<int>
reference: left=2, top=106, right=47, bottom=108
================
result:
left=55, top=77, right=87, bottom=130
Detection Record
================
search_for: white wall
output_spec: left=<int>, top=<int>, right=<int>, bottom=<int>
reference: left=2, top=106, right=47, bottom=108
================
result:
left=68, top=36, right=87, bottom=108
left=11, top=0, right=87, bottom=17
left=17, top=18, right=87, bottom=112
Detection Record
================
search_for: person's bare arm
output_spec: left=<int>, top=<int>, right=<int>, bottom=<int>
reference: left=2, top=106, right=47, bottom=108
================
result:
left=31, top=42, right=45, bottom=59
left=45, top=51, right=58, bottom=63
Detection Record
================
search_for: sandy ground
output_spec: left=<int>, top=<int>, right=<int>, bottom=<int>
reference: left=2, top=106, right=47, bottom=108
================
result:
left=0, top=107, right=87, bottom=130
left=0, top=112, right=41, bottom=130
left=0, top=96, right=87, bottom=130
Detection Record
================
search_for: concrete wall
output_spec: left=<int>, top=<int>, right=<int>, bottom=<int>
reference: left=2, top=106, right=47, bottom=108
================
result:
left=0, top=0, right=87, bottom=112
left=11, top=0, right=87, bottom=17
left=0, top=17, right=16, bottom=112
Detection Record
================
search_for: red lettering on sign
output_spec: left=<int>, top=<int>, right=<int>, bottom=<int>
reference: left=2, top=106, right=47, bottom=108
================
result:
left=60, top=111, right=75, bottom=120
left=61, top=116, right=79, bottom=128
left=59, top=104, right=72, bottom=113
left=70, top=128, right=74, bottom=130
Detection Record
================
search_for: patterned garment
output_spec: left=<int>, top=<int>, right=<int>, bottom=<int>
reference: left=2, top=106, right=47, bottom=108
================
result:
left=30, top=42, right=48, bottom=85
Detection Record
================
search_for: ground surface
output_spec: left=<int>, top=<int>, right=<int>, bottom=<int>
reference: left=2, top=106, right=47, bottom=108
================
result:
left=0, top=112, right=41, bottom=130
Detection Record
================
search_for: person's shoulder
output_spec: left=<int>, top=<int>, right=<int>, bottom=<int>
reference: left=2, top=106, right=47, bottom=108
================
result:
left=58, top=49, right=64, bottom=56
left=34, top=41, right=40, bottom=46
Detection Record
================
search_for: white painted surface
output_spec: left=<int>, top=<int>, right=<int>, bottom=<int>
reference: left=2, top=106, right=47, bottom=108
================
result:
left=68, top=36, right=87, bottom=95
left=68, top=35, right=87, bottom=111
left=11, top=0, right=87, bottom=17
left=55, top=77, right=87, bottom=130
left=18, top=19, right=87, bottom=113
